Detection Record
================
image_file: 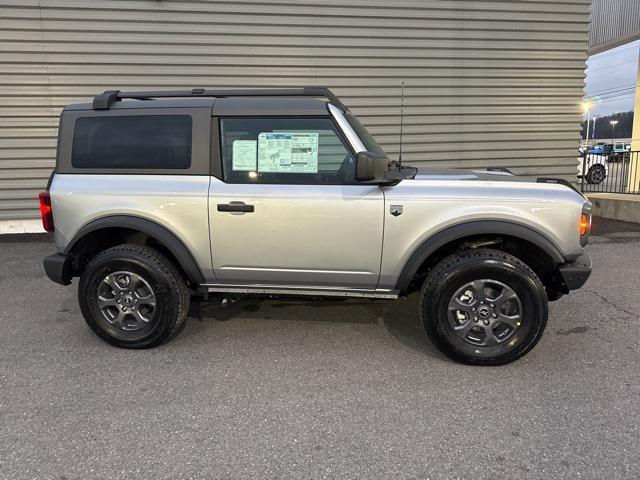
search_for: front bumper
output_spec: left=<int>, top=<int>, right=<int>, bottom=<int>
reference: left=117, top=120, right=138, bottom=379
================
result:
left=558, top=254, right=592, bottom=291
left=43, top=253, right=72, bottom=286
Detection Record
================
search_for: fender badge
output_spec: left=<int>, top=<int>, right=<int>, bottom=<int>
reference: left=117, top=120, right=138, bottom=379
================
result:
left=390, top=205, right=403, bottom=217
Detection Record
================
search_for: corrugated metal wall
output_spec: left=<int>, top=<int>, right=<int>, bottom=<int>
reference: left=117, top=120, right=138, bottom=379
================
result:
left=0, top=0, right=590, bottom=225
left=589, top=0, right=640, bottom=54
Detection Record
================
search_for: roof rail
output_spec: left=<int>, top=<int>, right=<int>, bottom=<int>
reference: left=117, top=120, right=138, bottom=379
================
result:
left=92, top=87, right=349, bottom=112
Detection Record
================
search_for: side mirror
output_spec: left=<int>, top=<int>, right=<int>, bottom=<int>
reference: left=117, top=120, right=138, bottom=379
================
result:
left=355, top=151, right=390, bottom=182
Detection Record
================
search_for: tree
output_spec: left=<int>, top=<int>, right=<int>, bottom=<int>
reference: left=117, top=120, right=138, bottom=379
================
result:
left=580, top=111, right=634, bottom=140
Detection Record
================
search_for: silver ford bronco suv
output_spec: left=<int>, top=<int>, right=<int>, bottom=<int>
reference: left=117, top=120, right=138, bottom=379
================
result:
left=41, top=88, right=592, bottom=365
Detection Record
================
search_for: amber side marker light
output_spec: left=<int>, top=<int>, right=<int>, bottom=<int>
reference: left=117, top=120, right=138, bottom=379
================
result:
left=579, top=213, right=591, bottom=236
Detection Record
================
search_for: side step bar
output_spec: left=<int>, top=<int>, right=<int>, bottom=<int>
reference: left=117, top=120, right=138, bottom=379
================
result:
left=199, top=284, right=399, bottom=299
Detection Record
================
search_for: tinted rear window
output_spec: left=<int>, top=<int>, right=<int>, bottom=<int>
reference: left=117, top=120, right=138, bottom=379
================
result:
left=71, top=115, right=192, bottom=169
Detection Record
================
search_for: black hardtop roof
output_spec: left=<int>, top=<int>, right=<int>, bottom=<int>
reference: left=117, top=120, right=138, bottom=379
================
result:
left=64, top=96, right=332, bottom=116
left=90, top=87, right=348, bottom=112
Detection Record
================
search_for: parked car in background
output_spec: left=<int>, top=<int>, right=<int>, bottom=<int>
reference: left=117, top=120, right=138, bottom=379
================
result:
left=579, top=145, right=604, bottom=155
left=582, top=143, right=629, bottom=163
left=578, top=151, right=608, bottom=184
left=610, top=143, right=631, bottom=162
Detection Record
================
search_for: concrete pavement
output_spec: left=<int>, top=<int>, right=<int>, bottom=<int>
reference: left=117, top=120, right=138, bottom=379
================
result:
left=1, top=218, right=639, bottom=479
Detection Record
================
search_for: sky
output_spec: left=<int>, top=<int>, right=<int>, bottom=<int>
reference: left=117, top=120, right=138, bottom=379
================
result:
left=584, top=39, right=640, bottom=117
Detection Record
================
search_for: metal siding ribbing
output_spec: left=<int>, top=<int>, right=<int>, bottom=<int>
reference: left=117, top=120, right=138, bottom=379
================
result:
left=0, top=0, right=590, bottom=223
left=589, top=0, right=640, bottom=54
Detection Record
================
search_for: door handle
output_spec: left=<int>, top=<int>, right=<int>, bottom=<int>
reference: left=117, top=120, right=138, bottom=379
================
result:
left=217, top=202, right=254, bottom=213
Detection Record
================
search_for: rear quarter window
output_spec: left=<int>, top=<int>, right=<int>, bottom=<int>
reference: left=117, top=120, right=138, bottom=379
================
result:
left=71, top=115, right=192, bottom=169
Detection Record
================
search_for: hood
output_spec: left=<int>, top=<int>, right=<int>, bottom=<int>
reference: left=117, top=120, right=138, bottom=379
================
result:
left=413, top=167, right=533, bottom=183
left=409, top=166, right=586, bottom=199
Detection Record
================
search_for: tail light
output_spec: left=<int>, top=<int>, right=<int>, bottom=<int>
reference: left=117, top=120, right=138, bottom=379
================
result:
left=579, top=213, right=591, bottom=236
left=39, top=191, right=54, bottom=232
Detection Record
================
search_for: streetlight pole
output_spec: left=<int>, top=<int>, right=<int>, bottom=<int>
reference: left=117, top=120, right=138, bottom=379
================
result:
left=583, top=100, right=592, bottom=146
left=610, top=120, right=618, bottom=144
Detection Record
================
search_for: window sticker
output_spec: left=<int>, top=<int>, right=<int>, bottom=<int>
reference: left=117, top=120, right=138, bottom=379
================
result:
left=257, top=132, right=319, bottom=173
left=231, top=140, right=258, bottom=172
left=232, top=140, right=257, bottom=171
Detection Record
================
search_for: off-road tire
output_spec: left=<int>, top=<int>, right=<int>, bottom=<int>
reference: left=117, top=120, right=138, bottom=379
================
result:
left=586, top=164, right=605, bottom=184
left=78, top=244, right=190, bottom=348
left=420, top=248, right=548, bottom=366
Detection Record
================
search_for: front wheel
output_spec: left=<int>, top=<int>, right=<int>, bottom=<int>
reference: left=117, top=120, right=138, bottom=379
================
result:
left=586, top=165, right=605, bottom=184
left=78, top=244, right=190, bottom=348
left=420, top=249, right=548, bottom=366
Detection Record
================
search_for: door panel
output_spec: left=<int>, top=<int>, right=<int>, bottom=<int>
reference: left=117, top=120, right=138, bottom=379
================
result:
left=208, top=177, right=384, bottom=288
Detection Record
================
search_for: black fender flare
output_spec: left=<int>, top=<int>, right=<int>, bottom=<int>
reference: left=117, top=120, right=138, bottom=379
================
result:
left=394, top=220, right=566, bottom=292
left=65, top=215, right=205, bottom=284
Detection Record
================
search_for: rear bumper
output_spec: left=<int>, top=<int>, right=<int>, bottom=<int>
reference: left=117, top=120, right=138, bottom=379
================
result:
left=558, top=254, right=592, bottom=291
left=43, top=253, right=72, bottom=286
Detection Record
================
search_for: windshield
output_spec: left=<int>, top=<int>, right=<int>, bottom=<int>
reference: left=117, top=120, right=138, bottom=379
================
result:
left=345, top=112, right=386, bottom=156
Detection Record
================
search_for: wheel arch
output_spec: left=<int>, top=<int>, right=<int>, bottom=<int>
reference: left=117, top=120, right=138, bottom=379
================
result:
left=394, top=220, right=566, bottom=293
left=65, top=215, right=205, bottom=284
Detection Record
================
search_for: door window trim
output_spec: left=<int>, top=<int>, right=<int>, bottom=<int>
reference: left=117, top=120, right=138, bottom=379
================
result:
left=327, top=104, right=366, bottom=153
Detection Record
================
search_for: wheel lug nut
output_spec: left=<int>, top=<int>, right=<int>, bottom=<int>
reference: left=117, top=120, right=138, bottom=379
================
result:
left=492, top=313, right=497, bottom=318
left=490, top=303, right=495, bottom=308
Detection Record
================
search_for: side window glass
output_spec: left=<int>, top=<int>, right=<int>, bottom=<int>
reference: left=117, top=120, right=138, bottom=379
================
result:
left=220, top=117, right=354, bottom=184
left=72, top=115, right=192, bottom=169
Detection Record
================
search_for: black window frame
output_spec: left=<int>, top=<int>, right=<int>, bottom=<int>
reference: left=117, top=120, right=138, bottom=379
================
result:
left=56, top=107, right=212, bottom=176
left=217, top=115, right=359, bottom=185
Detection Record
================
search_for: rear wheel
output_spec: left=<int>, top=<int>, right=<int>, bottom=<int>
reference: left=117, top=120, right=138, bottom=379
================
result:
left=586, top=164, right=605, bottom=184
left=420, top=249, right=548, bottom=366
left=78, top=244, right=190, bottom=348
